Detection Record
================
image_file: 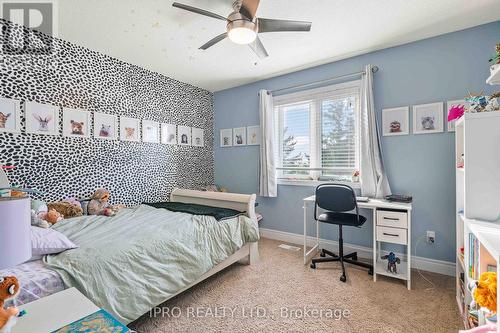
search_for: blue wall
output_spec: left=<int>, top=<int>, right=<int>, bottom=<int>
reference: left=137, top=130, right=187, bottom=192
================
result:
left=213, top=22, right=500, bottom=263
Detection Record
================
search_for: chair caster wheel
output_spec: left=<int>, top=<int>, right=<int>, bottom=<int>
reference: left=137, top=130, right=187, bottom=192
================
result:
left=368, top=269, right=373, bottom=276
left=340, top=274, right=346, bottom=282
left=320, top=251, right=326, bottom=257
left=310, top=263, right=316, bottom=269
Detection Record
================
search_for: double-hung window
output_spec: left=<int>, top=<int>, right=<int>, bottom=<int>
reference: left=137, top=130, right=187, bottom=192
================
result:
left=274, top=80, right=360, bottom=184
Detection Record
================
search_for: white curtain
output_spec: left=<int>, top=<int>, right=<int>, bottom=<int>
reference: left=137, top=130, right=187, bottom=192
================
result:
left=359, top=65, right=391, bottom=198
left=259, top=90, right=277, bottom=197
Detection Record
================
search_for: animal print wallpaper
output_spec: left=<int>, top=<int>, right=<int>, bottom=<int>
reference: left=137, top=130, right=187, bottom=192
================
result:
left=0, top=19, right=214, bottom=205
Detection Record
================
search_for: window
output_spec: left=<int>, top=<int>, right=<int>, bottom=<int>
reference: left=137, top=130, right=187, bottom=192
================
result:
left=274, top=81, right=360, bottom=183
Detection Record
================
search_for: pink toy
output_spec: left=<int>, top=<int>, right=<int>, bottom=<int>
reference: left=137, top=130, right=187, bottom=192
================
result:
left=459, top=323, right=496, bottom=333
left=448, top=104, right=465, bottom=122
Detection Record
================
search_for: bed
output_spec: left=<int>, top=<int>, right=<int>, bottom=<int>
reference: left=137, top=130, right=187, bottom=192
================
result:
left=0, top=189, right=260, bottom=324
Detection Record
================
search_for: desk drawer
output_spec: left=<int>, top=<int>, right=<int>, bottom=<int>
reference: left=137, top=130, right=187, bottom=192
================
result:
left=376, top=226, right=407, bottom=245
left=377, top=210, right=407, bottom=229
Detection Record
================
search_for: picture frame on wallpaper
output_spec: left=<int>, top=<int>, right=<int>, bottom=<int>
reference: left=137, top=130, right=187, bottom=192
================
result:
left=412, top=102, right=443, bottom=134
left=247, top=125, right=260, bottom=145
left=161, top=123, right=177, bottom=145
left=25, top=101, right=60, bottom=135
left=178, top=125, right=191, bottom=145
left=382, top=107, right=409, bottom=136
left=63, top=107, right=91, bottom=138
left=446, top=99, right=468, bottom=132
left=142, top=120, right=160, bottom=143
left=233, top=127, right=246, bottom=146
left=220, top=128, right=232, bottom=147
left=94, top=112, right=118, bottom=140
left=120, top=116, right=140, bottom=142
left=0, top=97, right=21, bottom=133
left=191, top=127, right=204, bottom=147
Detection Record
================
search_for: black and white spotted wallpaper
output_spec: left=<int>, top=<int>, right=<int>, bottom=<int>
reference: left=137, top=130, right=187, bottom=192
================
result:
left=0, top=19, right=214, bottom=205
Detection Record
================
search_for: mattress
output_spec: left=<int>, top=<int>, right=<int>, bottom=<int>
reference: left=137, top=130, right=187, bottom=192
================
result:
left=0, top=259, right=65, bottom=307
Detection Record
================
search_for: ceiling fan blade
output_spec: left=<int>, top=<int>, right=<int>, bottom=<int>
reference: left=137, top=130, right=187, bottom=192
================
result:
left=257, top=18, right=312, bottom=33
left=239, top=0, right=260, bottom=20
left=248, top=36, right=268, bottom=59
left=172, top=2, right=227, bottom=21
left=199, top=32, right=228, bottom=50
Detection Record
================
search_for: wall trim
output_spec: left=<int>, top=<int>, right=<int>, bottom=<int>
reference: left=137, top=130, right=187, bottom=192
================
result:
left=259, top=227, right=456, bottom=276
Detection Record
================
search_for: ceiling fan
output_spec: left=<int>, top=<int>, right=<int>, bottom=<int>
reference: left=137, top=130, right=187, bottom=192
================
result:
left=172, top=0, right=312, bottom=59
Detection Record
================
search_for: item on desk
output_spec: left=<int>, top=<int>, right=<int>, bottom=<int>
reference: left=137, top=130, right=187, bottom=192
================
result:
left=356, top=196, right=369, bottom=203
left=0, top=276, right=21, bottom=333
left=381, top=252, right=400, bottom=274
left=384, top=194, right=412, bottom=203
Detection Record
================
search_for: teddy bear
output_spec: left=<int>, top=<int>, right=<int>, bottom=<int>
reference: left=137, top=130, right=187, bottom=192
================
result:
left=47, top=201, right=83, bottom=219
left=87, top=188, right=122, bottom=216
left=0, top=276, right=22, bottom=333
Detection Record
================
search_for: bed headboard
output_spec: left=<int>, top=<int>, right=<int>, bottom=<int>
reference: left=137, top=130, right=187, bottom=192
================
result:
left=170, top=188, right=257, bottom=221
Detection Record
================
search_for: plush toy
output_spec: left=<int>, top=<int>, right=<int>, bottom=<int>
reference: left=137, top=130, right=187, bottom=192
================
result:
left=0, top=276, right=21, bottom=333
left=30, top=200, right=50, bottom=228
left=474, top=272, right=497, bottom=313
left=47, top=201, right=83, bottom=219
left=381, top=252, right=400, bottom=274
left=62, top=197, right=82, bottom=210
left=87, top=189, right=122, bottom=216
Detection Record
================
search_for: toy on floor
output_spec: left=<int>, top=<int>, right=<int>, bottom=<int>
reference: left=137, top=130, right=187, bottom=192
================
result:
left=381, top=252, right=400, bottom=274
left=88, top=189, right=122, bottom=216
left=0, top=276, right=21, bottom=333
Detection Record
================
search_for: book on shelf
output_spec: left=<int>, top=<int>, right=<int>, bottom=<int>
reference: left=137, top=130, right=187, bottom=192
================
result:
left=468, top=233, right=479, bottom=280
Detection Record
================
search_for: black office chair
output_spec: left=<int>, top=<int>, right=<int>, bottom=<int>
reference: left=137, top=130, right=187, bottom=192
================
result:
left=310, top=183, right=373, bottom=282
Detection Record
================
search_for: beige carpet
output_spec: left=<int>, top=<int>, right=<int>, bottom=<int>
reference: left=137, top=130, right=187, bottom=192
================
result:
left=129, top=238, right=461, bottom=333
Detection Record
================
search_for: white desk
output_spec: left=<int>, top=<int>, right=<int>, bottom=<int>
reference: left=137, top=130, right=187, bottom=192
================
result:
left=303, top=195, right=413, bottom=289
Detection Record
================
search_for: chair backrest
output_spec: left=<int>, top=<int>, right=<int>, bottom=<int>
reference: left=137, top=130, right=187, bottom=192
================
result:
left=315, top=183, right=357, bottom=213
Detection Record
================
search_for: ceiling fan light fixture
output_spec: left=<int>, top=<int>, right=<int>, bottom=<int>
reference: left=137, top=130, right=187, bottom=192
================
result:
left=228, top=26, right=257, bottom=44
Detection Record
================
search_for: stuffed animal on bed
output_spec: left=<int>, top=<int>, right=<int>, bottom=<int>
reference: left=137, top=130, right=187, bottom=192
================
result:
left=47, top=201, right=83, bottom=219
left=0, top=276, right=21, bottom=333
left=30, top=200, right=50, bottom=228
left=88, top=189, right=122, bottom=216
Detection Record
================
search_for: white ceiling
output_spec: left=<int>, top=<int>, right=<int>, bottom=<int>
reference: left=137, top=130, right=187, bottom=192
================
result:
left=57, top=0, right=500, bottom=92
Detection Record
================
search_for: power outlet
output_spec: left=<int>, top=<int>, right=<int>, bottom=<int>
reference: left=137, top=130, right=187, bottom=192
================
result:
left=427, top=231, right=436, bottom=244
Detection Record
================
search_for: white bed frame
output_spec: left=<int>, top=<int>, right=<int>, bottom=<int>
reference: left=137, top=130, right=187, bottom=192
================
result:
left=165, top=188, right=259, bottom=300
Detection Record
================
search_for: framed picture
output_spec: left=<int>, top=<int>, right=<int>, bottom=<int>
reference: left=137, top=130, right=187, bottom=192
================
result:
left=233, top=127, right=246, bottom=146
left=178, top=125, right=191, bottom=146
left=247, top=125, right=260, bottom=145
left=120, top=116, right=140, bottom=142
left=191, top=127, right=204, bottom=147
left=62, top=108, right=90, bottom=138
left=25, top=101, right=59, bottom=135
left=412, top=102, right=443, bottom=134
left=0, top=98, right=21, bottom=133
left=382, top=107, right=409, bottom=136
left=446, top=100, right=468, bottom=132
left=161, top=123, right=176, bottom=145
left=142, top=120, right=160, bottom=143
left=94, top=112, right=118, bottom=140
left=220, top=128, right=232, bottom=147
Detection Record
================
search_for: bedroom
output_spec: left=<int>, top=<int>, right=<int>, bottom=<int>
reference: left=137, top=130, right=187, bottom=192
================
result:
left=0, top=0, right=499, bottom=332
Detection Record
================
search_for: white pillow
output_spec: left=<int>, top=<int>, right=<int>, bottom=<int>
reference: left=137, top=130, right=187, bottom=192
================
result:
left=31, top=226, right=78, bottom=256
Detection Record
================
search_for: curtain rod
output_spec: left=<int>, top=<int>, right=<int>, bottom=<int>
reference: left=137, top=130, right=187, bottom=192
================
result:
left=268, top=65, right=379, bottom=95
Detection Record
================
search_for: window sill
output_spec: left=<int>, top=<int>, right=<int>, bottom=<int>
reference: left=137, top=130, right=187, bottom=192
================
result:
left=277, top=179, right=361, bottom=188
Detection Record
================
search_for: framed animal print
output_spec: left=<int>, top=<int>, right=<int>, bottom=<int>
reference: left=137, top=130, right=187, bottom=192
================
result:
left=247, top=125, right=260, bottom=145
left=161, top=123, right=176, bottom=145
left=0, top=98, right=21, bottom=134
left=220, top=128, right=232, bottom=147
left=142, top=120, right=159, bottom=143
left=94, top=112, right=118, bottom=140
left=120, top=116, right=140, bottom=142
left=382, top=107, right=409, bottom=136
left=63, top=107, right=90, bottom=138
left=412, top=102, right=443, bottom=134
left=178, top=125, right=191, bottom=146
left=233, top=127, right=246, bottom=146
left=25, top=101, right=59, bottom=135
left=191, top=127, right=204, bottom=147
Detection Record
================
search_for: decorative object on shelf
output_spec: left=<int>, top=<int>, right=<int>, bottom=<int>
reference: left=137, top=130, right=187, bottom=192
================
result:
left=381, top=252, right=400, bottom=274
left=465, top=91, right=500, bottom=113
left=447, top=100, right=467, bottom=132
left=142, top=120, right=160, bottom=143
left=246, top=125, right=260, bottom=145
left=177, top=125, right=191, bottom=146
left=233, top=127, right=246, bottom=146
left=474, top=272, right=497, bottom=314
left=25, top=101, right=60, bottom=136
left=160, top=123, right=176, bottom=145
left=382, top=106, right=409, bottom=136
left=0, top=98, right=21, bottom=134
left=220, top=128, right=233, bottom=147
left=412, top=102, right=443, bottom=134
left=457, top=153, right=465, bottom=169
left=62, top=108, right=91, bottom=138
left=119, top=116, right=140, bottom=142
left=488, top=43, right=500, bottom=65
left=0, top=275, right=22, bottom=333
left=351, top=170, right=360, bottom=183
left=93, top=112, right=118, bottom=140
left=191, top=127, right=204, bottom=147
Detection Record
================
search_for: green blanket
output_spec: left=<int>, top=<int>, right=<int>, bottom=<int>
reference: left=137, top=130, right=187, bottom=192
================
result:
left=144, top=201, right=244, bottom=221
left=44, top=204, right=259, bottom=324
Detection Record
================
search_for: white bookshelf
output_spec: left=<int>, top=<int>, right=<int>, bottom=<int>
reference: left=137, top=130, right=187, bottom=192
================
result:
left=455, top=111, right=500, bottom=330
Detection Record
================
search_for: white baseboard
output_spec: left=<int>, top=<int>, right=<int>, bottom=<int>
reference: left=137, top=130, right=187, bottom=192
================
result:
left=260, top=228, right=456, bottom=276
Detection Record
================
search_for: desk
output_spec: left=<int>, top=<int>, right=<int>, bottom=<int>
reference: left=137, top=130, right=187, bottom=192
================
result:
left=303, top=195, right=413, bottom=289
